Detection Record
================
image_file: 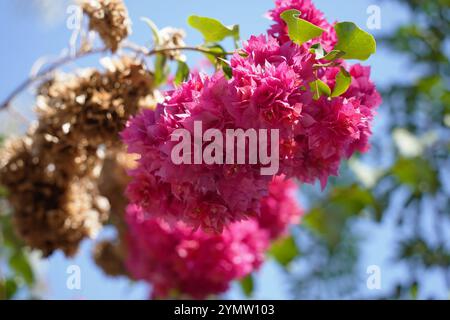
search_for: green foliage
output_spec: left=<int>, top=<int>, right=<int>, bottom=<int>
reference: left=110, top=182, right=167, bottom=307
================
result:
left=304, top=184, right=378, bottom=248
left=0, top=278, right=19, bottom=300
left=0, top=186, right=8, bottom=198
left=202, top=44, right=227, bottom=65
left=216, top=57, right=233, bottom=79
left=239, top=274, right=254, bottom=298
left=391, top=158, right=439, bottom=194
left=188, top=15, right=240, bottom=45
left=323, top=50, right=346, bottom=61
left=268, top=236, right=299, bottom=267
left=9, top=251, right=34, bottom=286
left=334, top=22, right=376, bottom=60
left=331, top=68, right=351, bottom=97
left=400, top=239, right=450, bottom=268
left=310, top=44, right=345, bottom=61
left=141, top=17, right=161, bottom=46
left=309, top=79, right=331, bottom=100
left=154, top=54, right=170, bottom=87
left=292, top=0, right=450, bottom=299
left=174, top=61, right=190, bottom=86
left=280, top=9, right=324, bottom=46
left=0, top=199, right=36, bottom=300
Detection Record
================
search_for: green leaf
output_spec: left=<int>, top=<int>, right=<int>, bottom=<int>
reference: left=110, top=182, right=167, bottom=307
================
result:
left=202, top=44, right=227, bottom=65
left=188, top=15, right=239, bottom=43
left=334, top=22, right=376, bottom=60
left=217, top=57, right=233, bottom=79
left=0, top=185, right=8, bottom=198
left=280, top=9, right=325, bottom=46
left=410, top=282, right=419, bottom=300
left=310, top=79, right=331, bottom=100
left=310, top=43, right=326, bottom=59
left=174, top=61, right=190, bottom=86
left=154, top=54, right=169, bottom=87
left=0, top=278, right=18, bottom=300
left=329, top=185, right=377, bottom=214
left=9, top=251, right=35, bottom=286
left=141, top=17, right=161, bottom=46
left=392, top=158, right=439, bottom=194
left=268, top=236, right=299, bottom=267
left=310, top=44, right=345, bottom=61
left=324, top=50, right=346, bottom=61
left=239, top=274, right=254, bottom=297
left=331, top=68, right=352, bottom=97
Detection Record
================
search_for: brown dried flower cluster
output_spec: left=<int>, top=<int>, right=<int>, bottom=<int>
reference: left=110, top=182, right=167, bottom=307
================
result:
left=158, top=27, right=187, bottom=60
left=94, top=150, right=136, bottom=276
left=98, top=150, right=136, bottom=228
left=81, top=0, right=131, bottom=52
left=0, top=137, right=109, bottom=257
left=0, top=56, right=155, bottom=257
left=93, top=240, right=127, bottom=277
left=36, top=56, right=155, bottom=148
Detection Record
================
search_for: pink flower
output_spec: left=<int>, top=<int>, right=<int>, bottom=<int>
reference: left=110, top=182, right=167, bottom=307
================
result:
left=122, top=0, right=381, bottom=231
left=122, top=73, right=272, bottom=232
left=125, top=204, right=269, bottom=299
left=229, top=34, right=315, bottom=154
left=125, top=177, right=301, bottom=299
left=258, top=176, right=303, bottom=239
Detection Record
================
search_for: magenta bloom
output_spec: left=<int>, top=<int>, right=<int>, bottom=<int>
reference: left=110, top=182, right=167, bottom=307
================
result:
left=122, top=73, right=272, bottom=232
left=258, top=176, right=303, bottom=240
left=125, top=177, right=301, bottom=299
left=125, top=204, right=269, bottom=299
left=122, top=0, right=381, bottom=232
left=229, top=34, right=315, bottom=134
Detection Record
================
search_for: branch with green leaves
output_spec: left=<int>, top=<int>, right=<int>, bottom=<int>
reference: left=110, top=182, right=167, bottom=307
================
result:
left=281, top=9, right=376, bottom=100
left=0, top=14, right=240, bottom=113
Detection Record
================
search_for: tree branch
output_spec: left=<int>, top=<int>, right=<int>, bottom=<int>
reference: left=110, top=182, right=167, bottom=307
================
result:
left=0, top=44, right=235, bottom=112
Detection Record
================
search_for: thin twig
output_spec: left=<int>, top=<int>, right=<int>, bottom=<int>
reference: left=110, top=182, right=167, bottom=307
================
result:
left=149, top=46, right=234, bottom=57
left=8, top=107, right=31, bottom=126
left=122, top=42, right=234, bottom=57
left=0, top=47, right=108, bottom=111
left=0, top=44, right=235, bottom=112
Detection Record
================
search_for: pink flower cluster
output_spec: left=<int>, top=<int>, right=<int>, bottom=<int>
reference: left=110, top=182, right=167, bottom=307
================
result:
left=122, top=0, right=381, bottom=232
left=125, top=178, right=302, bottom=299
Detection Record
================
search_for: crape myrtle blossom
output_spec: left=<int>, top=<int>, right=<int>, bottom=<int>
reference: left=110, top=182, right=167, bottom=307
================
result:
left=122, top=0, right=381, bottom=232
left=125, top=177, right=302, bottom=299
left=122, top=73, right=274, bottom=232
left=125, top=205, right=268, bottom=299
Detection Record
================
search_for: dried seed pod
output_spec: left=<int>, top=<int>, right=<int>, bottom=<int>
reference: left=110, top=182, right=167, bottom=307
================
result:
left=93, top=240, right=127, bottom=277
left=81, top=0, right=131, bottom=52
left=98, top=150, right=137, bottom=233
left=36, top=56, right=155, bottom=148
left=158, top=27, right=187, bottom=60
left=0, top=138, right=109, bottom=257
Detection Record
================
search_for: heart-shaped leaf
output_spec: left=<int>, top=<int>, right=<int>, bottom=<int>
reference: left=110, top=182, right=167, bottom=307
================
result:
left=174, top=60, right=190, bottom=86
left=188, top=15, right=240, bottom=43
left=268, top=236, right=299, bottom=267
left=332, top=68, right=352, bottom=97
left=310, top=79, right=331, bottom=100
left=334, top=22, right=376, bottom=60
left=281, top=9, right=325, bottom=46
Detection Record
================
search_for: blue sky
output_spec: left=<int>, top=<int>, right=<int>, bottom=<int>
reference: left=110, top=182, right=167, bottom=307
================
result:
left=0, top=0, right=425, bottom=300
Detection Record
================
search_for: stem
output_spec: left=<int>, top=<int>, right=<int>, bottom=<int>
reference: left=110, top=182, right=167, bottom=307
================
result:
left=0, top=45, right=235, bottom=112
left=0, top=47, right=108, bottom=111
left=150, top=46, right=234, bottom=57
left=313, top=62, right=340, bottom=69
